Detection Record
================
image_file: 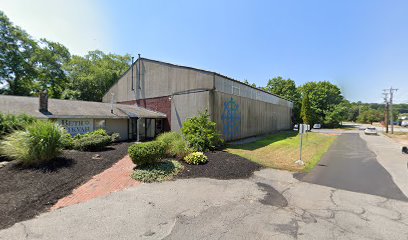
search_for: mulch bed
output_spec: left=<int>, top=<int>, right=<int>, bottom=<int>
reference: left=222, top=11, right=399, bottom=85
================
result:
left=177, top=150, right=263, bottom=180
left=0, top=142, right=133, bottom=230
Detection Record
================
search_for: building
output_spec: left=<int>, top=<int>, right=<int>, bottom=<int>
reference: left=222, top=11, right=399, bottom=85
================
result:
left=0, top=94, right=166, bottom=140
left=103, top=58, right=293, bottom=141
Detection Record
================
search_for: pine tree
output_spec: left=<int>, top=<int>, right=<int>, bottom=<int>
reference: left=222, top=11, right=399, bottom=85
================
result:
left=301, top=93, right=313, bottom=125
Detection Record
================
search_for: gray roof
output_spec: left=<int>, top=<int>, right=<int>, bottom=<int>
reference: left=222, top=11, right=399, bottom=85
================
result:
left=0, top=95, right=166, bottom=119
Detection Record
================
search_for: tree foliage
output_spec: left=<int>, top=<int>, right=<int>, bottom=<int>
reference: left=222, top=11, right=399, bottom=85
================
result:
left=32, top=39, right=71, bottom=98
left=357, top=107, right=383, bottom=124
left=299, top=81, right=343, bottom=125
left=323, top=100, right=350, bottom=127
left=0, top=11, right=130, bottom=102
left=0, top=11, right=37, bottom=95
left=63, top=50, right=130, bottom=101
left=243, top=79, right=257, bottom=88
left=263, top=76, right=301, bottom=123
left=300, top=93, right=313, bottom=124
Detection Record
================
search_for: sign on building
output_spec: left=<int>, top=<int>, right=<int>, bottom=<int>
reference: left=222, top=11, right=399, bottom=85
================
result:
left=57, top=119, right=94, bottom=136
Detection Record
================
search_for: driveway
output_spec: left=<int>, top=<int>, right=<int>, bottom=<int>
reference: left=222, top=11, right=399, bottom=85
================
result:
left=297, top=133, right=408, bottom=201
left=1, top=169, right=408, bottom=240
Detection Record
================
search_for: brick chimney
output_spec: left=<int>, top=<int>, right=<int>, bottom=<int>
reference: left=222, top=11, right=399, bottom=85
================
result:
left=39, top=90, right=48, bottom=112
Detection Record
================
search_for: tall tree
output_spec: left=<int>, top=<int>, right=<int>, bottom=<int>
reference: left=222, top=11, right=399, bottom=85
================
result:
left=63, top=50, right=131, bottom=101
left=32, top=39, right=71, bottom=98
left=0, top=11, right=37, bottom=95
left=300, top=92, right=313, bottom=125
left=323, top=100, right=350, bottom=127
left=299, top=81, right=343, bottom=124
left=264, top=76, right=301, bottom=123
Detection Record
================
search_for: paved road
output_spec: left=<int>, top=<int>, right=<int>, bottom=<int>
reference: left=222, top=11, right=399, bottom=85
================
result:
left=298, top=133, right=408, bottom=201
left=1, top=169, right=408, bottom=240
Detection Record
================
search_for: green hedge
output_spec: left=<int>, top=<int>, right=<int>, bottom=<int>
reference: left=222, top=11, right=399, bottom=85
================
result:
left=73, top=134, right=112, bottom=151
left=128, top=141, right=165, bottom=167
left=67, top=129, right=116, bottom=151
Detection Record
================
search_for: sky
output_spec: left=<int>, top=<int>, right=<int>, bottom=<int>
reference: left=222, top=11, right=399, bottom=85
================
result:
left=1, top=0, right=407, bottom=103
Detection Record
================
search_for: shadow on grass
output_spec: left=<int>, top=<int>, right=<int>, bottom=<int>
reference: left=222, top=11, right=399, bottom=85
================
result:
left=228, top=131, right=298, bottom=151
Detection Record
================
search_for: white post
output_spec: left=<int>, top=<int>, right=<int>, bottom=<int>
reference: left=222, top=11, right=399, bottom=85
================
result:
left=295, top=124, right=305, bottom=166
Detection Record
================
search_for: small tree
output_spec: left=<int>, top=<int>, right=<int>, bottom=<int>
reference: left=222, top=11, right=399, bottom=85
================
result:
left=181, top=110, right=223, bottom=152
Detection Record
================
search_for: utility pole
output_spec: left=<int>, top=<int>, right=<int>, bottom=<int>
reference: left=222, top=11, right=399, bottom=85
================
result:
left=383, top=91, right=389, bottom=133
left=389, top=87, right=398, bottom=134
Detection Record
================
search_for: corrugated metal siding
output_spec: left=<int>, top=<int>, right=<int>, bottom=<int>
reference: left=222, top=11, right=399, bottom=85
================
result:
left=213, top=91, right=292, bottom=141
left=214, top=75, right=293, bottom=108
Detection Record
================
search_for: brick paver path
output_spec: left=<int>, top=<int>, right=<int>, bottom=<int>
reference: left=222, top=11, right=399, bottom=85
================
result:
left=51, top=155, right=139, bottom=210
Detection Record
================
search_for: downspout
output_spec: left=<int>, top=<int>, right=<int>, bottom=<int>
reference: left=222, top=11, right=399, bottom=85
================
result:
left=131, top=57, right=134, bottom=90
left=136, top=54, right=141, bottom=142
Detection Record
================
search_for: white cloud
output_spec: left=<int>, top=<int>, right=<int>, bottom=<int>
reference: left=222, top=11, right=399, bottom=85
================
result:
left=0, top=0, right=112, bottom=55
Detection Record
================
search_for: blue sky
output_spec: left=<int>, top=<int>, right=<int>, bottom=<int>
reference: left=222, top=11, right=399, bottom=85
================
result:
left=1, top=0, right=407, bottom=103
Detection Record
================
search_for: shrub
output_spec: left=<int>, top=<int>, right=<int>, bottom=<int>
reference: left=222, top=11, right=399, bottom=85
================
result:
left=183, top=152, right=208, bottom=165
left=181, top=110, right=223, bottom=152
left=61, top=129, right=74, bottom=149
left=128, top=141, right=165, bottom=167
left=0, top=121, right=65, bottom=166
left=73, top=134, right=112, bottom=151
left=74, top=128, right=108, bottom=139
left=90, top=128, right=109, bottom=136
left=131, top=160, right=183, bottom=183
left=70, top=129, right=114, bottom=151
left=156, top=132, right=191, bottom=158
left=0, top=113, right=36, bottom=138
left=111, top=133, right=120, bottom=142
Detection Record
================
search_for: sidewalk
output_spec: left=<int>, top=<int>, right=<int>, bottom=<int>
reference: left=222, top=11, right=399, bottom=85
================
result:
left=51, top=155, right=140, bottom=210
left=361, top=132, right=408, bottom=198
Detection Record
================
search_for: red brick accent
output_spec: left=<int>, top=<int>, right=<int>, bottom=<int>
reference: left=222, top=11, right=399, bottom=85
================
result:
left=120, top=96, right=171, bottom=131
left=50, top=155, right=139, bottom=210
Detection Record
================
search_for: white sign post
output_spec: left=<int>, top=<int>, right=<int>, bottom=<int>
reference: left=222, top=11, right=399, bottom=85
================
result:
left=295, top=124, right=306, bottom=166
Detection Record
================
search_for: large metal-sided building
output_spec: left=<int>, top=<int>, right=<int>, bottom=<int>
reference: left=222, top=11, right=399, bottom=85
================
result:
left=102, top=58, right=293, bottom=141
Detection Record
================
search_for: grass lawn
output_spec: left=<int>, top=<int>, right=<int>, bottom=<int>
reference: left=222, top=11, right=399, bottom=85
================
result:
left=227, top=131, right=337, bottom=172
left=383, top=132, right=408, bottom=145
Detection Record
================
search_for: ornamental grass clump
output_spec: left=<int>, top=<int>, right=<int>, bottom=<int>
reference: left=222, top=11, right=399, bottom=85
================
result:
left=183, top=152, right=208, bottom=165
left=156, top=132, right=191, bottom=158
left=0, top=121, right=66, bottom=166
left=0, top=113, right=36, bottom=138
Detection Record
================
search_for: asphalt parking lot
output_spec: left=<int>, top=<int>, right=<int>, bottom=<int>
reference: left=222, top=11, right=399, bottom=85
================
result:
left=298, top=133, right=407, bottom=201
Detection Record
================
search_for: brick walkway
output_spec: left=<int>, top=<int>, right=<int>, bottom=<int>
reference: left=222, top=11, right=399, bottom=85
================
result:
left=51, top=155, right=140, bottom=210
